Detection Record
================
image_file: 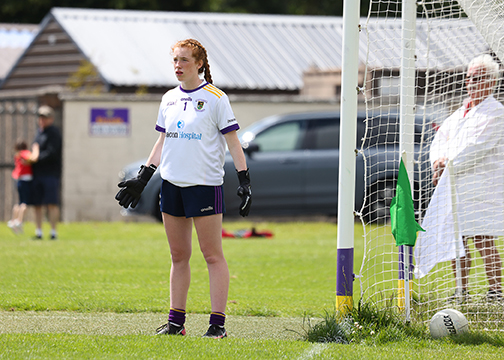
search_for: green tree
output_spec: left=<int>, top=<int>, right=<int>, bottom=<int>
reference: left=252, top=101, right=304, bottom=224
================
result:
left=0, top=0, right=197, bottom=23
left=0, top=0, right=372, bottom=24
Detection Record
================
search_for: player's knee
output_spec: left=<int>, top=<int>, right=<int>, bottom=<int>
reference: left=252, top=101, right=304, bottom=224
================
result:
left=170, top=249, right=191, bottom=264
left=201, top=251, right=225, bottom=266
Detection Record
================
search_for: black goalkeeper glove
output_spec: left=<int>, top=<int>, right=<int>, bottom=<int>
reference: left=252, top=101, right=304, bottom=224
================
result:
left=236, top=169, right=252, bottom=217
left=115, top=164, right=157, bottom=209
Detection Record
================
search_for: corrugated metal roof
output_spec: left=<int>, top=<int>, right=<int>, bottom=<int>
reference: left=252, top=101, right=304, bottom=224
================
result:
left=51, top=8, right=347, bottom=90
left=49, top=8, right=489, bottom=90
left=363, top=18, right=489, bottom=70
left=0, top=24, right=38, bottom=79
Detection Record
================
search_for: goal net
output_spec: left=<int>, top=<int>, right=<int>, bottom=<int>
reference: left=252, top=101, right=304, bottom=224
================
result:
left=356, top=0, right=504, bottom=330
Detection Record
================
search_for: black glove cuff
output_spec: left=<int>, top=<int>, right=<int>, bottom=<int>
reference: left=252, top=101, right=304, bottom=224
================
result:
left=138, top=164, right=157, bottom=185
left=237, top=169, right=250, bottom=185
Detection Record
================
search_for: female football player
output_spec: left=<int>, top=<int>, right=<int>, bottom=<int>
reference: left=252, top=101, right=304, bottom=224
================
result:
left=116, top=39, right=251, bottom=338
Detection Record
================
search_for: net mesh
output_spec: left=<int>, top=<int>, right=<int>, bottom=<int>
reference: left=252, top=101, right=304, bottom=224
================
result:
left=357, top=0, right=504, bottom=329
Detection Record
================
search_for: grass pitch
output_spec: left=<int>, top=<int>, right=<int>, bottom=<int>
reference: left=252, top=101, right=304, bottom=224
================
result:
left=1, top=220, right=504, bottom=359
left=0, top=221, right=339, bottom=316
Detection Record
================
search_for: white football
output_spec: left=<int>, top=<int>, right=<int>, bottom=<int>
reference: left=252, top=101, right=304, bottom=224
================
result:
left=429, top=309, right=469, bottom=339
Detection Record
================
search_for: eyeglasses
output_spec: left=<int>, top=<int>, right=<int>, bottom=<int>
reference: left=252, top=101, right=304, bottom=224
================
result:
left=466, top=75, right=490, bottom=82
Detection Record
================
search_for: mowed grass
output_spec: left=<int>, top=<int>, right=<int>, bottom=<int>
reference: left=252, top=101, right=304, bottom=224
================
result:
left=3, top=333, right=504, bottom=360
left=1, top=220, right=504, bottom=359
left=0, top=221, right=340, bottom=316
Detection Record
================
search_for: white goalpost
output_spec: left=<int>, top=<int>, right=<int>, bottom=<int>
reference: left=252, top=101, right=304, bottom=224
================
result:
left=336, top=0, right=361, bottom=313
left=353, top=0, right=504, bottom=330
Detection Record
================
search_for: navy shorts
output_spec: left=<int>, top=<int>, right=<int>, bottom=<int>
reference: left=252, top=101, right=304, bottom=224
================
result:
left=17, top=180, right=33, bottom=205
left=160, top=180, right=225, bottom=218
left=31, top=175, right=60, bottom=205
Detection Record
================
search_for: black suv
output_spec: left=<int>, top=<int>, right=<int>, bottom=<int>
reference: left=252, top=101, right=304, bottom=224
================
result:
left=119, top=111, right=435, bottom=222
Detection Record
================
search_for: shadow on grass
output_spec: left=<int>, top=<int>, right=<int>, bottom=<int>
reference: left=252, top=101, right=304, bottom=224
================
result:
left=449, top=331, right=504, bottom=347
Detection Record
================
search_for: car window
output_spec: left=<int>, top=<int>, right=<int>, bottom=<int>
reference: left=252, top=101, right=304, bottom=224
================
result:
left=362, top=116, right=398, bottom=147
left=303, top=117, right=368, bottom=150
left=361, top=114, right=433, bottom=148
left=304, top=119, right=339, bottom=150
left=254, top=121, right=303, bottom=151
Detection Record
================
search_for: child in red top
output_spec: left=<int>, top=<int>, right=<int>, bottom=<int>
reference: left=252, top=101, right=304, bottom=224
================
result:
left=8, top=140, right=33, bottom=234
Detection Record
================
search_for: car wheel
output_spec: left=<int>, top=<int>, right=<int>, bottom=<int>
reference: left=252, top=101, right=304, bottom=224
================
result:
left=153, top=191, right=162, bottom=222
left=365, top=179, right=396, bottom=224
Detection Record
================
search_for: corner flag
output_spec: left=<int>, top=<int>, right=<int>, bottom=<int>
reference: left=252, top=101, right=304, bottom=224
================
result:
left=390, top=159, right=425, bottom=246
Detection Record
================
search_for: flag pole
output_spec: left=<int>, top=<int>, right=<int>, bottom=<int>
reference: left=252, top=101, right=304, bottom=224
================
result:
left=391, top=155, right=425, bottom=320
left=398, top=153, right=412, bottom=321
left=399, top=0, right=416, bottom=321
left=447, top=161, right=463, bottom=301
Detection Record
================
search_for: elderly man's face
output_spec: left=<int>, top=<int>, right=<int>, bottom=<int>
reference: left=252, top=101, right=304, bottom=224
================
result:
left=466, top=65, right=494, bottom=101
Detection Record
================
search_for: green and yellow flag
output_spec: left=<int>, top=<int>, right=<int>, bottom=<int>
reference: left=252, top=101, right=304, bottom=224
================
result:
left=390, top=159, right=425, bottom=246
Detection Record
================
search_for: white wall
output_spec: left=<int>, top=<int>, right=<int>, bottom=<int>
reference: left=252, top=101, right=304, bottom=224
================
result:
left=62, top=97, right=160, bottom=221
left=61, top=94, right=339, bottom=221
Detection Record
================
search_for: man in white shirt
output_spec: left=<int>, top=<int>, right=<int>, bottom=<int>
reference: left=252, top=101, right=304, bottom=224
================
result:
left=429, top=54, right=504, bottom=301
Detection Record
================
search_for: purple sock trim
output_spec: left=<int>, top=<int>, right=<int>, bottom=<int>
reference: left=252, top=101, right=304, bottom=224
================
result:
left=209, top=312, right=225, bottom=326
left=169, top=308, right=186, bottom=326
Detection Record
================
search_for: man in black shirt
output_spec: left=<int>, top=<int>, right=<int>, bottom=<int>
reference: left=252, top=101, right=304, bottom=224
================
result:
left=30, top=105, right=62, bottom=240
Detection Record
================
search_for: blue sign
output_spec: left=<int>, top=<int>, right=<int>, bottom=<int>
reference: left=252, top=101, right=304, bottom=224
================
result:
left=90, top=108, right=129, bottom=136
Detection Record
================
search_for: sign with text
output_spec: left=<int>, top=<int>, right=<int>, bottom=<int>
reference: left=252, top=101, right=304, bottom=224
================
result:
left=90, top=108, right=129, bottom=136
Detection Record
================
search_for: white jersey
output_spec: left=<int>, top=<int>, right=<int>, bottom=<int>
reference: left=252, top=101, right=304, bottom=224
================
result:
left=155, top=82, right=239, bottom=187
